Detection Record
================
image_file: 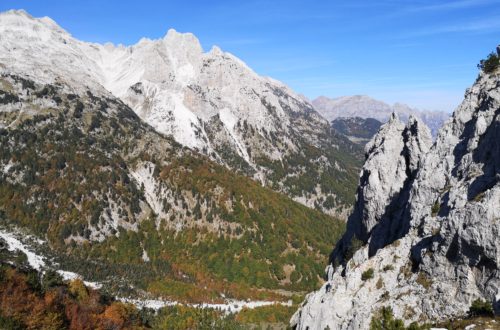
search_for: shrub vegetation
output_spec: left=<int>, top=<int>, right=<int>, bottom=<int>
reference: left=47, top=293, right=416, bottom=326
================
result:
left=478, top=51, right=500, bottom=73
left=370, top=307, right=429, bottom=330
left=469, top=299, right=494, bottom=317
left=362, top=268, right=374, bottom=281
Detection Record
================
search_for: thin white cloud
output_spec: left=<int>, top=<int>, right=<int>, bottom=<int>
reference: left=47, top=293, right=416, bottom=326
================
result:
left=382, top=0, right=500, bottom=20
left=407, top=16, right=500, bottom=37
left=405, top=0, right=499, bottom=12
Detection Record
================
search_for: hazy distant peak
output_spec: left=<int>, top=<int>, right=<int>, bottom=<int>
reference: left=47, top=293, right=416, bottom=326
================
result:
left=313, top=95, right=449, bottom=138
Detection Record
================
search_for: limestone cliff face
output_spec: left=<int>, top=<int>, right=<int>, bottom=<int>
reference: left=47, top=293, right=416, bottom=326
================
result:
left=292, top=59, right=500, bottom=329
left=335, top=114, right=431, bottom=255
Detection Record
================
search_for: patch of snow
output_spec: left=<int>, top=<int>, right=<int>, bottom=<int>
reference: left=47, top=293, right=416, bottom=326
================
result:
left=0, top=228, right=101, bottom=288
left=120, top=298, right=178, bottom=310
left=56, top=270, right=102, bottom=289
left=142, top=248, right=150, bottom=262
left=0, top=229, right=45, bottom=270
left=2, top=160, right=14, bottom=174
left=120, top=296, right=292, bottom=313
left=195, top=299, right=292, bottom=314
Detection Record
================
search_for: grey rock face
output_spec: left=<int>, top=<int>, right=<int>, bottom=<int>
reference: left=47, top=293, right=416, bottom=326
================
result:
left=332, top=113, right=431, bottom=264
left=292, top=65, right=500, bottom=329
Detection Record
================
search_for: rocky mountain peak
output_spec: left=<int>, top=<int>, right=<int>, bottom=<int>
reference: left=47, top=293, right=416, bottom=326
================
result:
left=1, top=9, right=47, bottom=26
left=164, top=28, right=200, bottom=44
left=162, top=28, right=204, bottom=72
left=0, top=10, right=363, bottom=216
left=0, top=9, right=72, bottom=47
left=334, top=112, right=432, bottom=260
left=364, top=111, right=405, bottom=156
left=208, top=45, right=224, bottom=56
left=404, top=115, right=432, bottom=173
left=292, top=62, right=499, bottom=328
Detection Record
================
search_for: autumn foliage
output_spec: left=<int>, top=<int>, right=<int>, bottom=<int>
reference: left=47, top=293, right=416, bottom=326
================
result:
left=0, top=265, right=145, bottom=330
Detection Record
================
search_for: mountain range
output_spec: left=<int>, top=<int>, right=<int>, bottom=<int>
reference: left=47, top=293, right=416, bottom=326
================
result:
left=1, top=8, right=498, bottom=330
left=313, top=95, right=450, bottom=138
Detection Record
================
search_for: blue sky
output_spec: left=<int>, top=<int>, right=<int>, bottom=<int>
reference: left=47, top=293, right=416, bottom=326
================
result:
left=1, top=0, right=499, bottom=112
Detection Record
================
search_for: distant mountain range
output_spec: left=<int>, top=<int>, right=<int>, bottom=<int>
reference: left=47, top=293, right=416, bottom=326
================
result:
left=313, top=95, right=450, bottom=138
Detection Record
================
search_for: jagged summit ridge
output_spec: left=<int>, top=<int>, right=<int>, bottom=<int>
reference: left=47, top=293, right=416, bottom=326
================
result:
left=292, top=56, right=500, bottom=329
left=0, top=10, right=100, bottom=92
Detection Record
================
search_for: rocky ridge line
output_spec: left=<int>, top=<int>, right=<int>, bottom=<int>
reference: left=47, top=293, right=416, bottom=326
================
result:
left=291, top=48, right=500, bottom=329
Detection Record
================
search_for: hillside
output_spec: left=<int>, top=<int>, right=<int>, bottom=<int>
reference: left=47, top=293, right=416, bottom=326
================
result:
left=0, top=68, right=348, bottom=305
left=0, top=9, right=362, bottom=216
left=292, top=48, right=500, bottom=329
left=0, top=243, right=300, bottom=329
left=331, top=117, right=382, bottom=145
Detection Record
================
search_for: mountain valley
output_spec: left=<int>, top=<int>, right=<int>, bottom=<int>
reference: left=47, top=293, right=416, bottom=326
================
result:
left=0, top=6, right=499, bottom=330
left=331, top=117, right=383, bottom=145
left=0, top=10, right=364, bottom=318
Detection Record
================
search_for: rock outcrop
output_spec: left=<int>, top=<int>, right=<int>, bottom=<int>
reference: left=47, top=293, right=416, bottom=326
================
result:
left=332, top=114, right=432, bottom=264
left=292, top=54, right=500, bottom=329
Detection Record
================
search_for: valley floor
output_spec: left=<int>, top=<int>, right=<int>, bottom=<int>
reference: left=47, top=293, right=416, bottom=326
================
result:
left=0, top=225, right=303, bottom=329
left=0, top=226, right=294, bottom=312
